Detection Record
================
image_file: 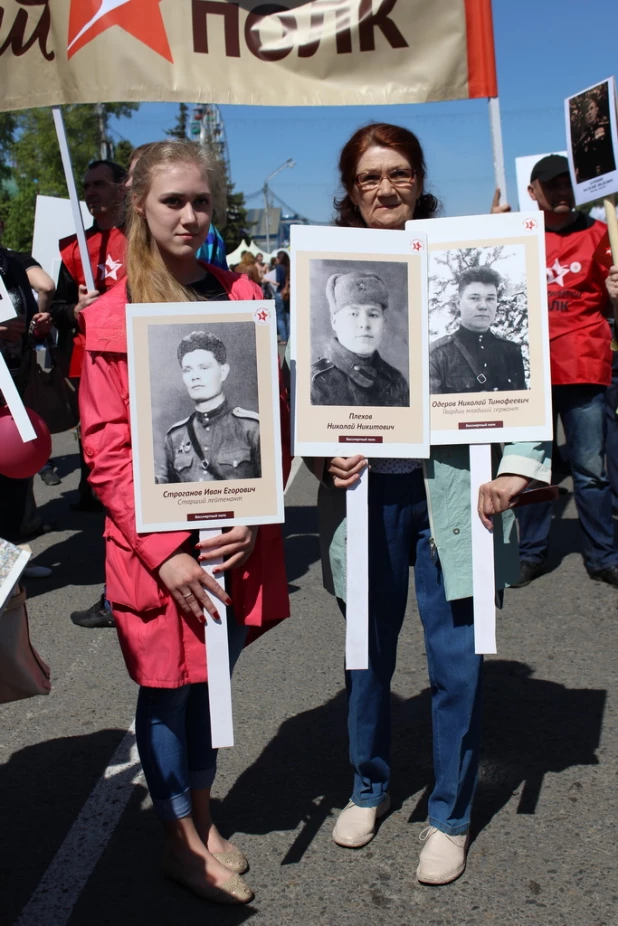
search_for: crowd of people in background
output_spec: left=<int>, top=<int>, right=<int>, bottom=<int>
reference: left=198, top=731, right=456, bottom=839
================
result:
left=1, top=122, right=618, bottom=906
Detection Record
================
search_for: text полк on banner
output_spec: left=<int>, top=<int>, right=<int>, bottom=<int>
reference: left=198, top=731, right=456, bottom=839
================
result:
left=0, top=0, right=497, bottom=111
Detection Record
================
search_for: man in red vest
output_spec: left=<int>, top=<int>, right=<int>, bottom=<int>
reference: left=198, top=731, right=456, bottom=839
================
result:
left=495, top=154, right=618, bottom=587
left=51, top=159, right=127, bottom=512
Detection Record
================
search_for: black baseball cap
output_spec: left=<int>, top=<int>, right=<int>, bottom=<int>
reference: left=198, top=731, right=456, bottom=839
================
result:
left=530, top=155, right=570, bottom=184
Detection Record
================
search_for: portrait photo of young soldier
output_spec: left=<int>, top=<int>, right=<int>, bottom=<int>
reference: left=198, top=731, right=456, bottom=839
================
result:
left=429, top=263, right=528, bottom=395
left=569, top=82, right=617, bottom=183
left=309, top=259, right=410, bottom=407
left=152, top=327, right=261, bottom=484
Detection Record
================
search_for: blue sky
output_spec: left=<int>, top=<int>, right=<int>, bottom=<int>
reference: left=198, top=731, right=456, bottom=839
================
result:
left=109, top=0, right=618, bottom=222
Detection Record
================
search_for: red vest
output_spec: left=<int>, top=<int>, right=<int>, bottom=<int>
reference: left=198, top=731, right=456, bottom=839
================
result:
left=59, top=225, right=127, bottom=377
left=545, top=216, right=612, bottom=386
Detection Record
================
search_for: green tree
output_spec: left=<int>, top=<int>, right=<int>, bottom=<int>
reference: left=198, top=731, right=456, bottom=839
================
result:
left=1, top=103, right=138, bottom=251
left=166, top=103, right=189, bottom=140
left=221, top=184, right=249, bottom=253
left=113, top=138, right=135, bottom=170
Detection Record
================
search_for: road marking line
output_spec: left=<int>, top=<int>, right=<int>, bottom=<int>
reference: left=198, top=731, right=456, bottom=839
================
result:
left=285, top=456, right=303, bottom=495
left=14, top=723, right=142, bottom=926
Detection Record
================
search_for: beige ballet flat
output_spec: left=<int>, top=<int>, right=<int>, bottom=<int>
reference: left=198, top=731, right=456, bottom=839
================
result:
left=212, top=846, right=249, bottom=874
left=163, top=858, right=254, bottom=905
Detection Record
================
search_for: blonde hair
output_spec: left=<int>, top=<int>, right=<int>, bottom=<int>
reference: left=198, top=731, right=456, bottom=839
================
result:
left=126, top=140, right=226, bottom=304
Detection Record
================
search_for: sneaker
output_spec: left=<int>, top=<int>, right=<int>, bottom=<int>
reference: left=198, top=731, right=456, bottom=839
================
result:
left=509, top=560, right=546, bottom=589
left=416, top=826, right=468, bottom=885
left=40, top=468, right=61, bottom=487
left=588, top=565, right=618, bottom=589
left=332, top=794, right=391, bottom=848
left=71, top=594, right=115, bottom=628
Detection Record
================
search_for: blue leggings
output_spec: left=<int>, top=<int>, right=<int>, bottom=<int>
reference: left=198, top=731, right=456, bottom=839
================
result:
left=135, top=618, right=247, bottom=820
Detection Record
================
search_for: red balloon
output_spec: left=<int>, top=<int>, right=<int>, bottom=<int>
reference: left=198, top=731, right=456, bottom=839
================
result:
left=0, top=406, right=52, bottom=479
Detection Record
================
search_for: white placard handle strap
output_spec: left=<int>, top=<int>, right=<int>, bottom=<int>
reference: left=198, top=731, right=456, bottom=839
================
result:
left=200, top=528, right=234, bottom=749
left=345, top=466, right=369, bottom=670
left=470, top=444, right=497, bottom=655
left=52, top=107, right=96, bottom=293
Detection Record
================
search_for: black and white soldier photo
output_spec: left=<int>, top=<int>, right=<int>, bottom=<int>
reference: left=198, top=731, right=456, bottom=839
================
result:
left=150, top=325, right=261, bottom=484
left=429, top=248, right=530, bottom=395
left=569, top=81, right=617, bottom=183
left=309, top=258, right=410, bottom=407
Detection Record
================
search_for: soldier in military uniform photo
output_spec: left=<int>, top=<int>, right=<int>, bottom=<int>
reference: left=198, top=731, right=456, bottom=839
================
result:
left=310, top=269, right=409, bottom=407
left=571, top=91, right=616, bottom=183
left=155, top=330, right=261, bottom=483
left=429, top=266, right=527, bottom=395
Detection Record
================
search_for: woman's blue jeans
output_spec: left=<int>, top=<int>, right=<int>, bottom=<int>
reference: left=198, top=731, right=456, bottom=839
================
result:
left=342, top=469, right=482, bottom=836
left=135, top=618, right=247, bottom=821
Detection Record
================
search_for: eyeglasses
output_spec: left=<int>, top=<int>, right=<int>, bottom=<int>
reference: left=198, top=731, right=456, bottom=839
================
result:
left=355, top=168, right=416, bottom=191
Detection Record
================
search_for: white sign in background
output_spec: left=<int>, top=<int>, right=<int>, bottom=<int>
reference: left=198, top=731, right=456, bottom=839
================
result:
left=32, top=194, right=92, bottom=283
left=515, top=151, right=568, bottom=211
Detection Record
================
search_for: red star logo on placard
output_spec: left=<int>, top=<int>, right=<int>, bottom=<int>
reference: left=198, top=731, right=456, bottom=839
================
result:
left=254, top=308, right=270, bottom=324
left=67, top=0, right=173, bottom=62
left=410, top=239, right=423, bottom=251
left=523, top=218, right=538, bottom=230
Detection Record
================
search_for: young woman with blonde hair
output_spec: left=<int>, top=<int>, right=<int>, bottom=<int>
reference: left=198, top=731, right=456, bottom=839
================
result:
left=78, top=140, right=290, bottom=904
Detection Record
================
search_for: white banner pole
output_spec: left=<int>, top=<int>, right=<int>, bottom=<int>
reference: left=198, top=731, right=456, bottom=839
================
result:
left=200, top=528, right=234, bottom=749
left=345, top=467, right=369, bottom=670
left=488, top=96, right=508, bottom=202
left=470, top=444, right=497, bottom=654
left=51, top=107, right=96, bottom=293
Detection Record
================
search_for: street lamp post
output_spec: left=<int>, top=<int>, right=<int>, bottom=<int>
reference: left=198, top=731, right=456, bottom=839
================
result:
left=263, top=158, right=295, bottom=252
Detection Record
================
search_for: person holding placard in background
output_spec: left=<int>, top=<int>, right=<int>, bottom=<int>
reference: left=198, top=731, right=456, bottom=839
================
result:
left=493, top=154, right=618, bottom=588
left=50, top=159, right=127, bottom=515
left=78, top=140, right=291, bottom=905
left=308, top=123, right=551, bottom=885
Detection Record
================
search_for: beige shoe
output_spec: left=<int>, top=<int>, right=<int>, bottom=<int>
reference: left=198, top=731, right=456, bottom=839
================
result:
left=416, top=826, right=468, bottom=885
left=212, top=845, right=249, bottom=874
left=332, top=794, right=391, bottom=848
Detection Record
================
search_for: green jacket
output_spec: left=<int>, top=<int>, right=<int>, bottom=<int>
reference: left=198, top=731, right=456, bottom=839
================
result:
left=314, top=442, right=551, bottom=602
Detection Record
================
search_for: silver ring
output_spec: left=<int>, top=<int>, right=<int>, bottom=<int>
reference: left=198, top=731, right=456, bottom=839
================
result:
left=182, top=591, right=194, bottom=598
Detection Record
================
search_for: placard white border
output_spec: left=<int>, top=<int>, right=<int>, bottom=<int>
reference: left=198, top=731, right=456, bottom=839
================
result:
left=290, top=224, right=430, bottom=459
left=565, top=76, right=618, bottom=206
left=127, top=301, right=284, bottom=532
left=408, top=212, right=552, bottom=446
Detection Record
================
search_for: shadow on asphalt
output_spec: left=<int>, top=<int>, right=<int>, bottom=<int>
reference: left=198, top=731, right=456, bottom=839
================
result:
left=0, top=728, right=131, bottom=926
left=282, top=505, right=320, bottom=592
left=218, top=661, right=605, bottom=862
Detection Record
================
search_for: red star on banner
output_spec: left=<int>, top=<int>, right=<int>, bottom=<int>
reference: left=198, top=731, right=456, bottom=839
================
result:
left=410, top=240, right=423, bottom=251
left=256, top=310, right=269, bottom=322
left=67, top=0, right=173, bottom=62
left=523, top=218, right=538, bottom=230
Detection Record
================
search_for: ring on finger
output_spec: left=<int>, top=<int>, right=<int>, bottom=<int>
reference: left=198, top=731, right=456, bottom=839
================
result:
left=182, top=591, right=194, bottom=599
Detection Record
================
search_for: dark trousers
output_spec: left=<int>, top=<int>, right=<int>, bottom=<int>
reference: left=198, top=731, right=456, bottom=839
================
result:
left=0, top=474, right=30, bottom=543
left=517, top=384, right=618, bottom=571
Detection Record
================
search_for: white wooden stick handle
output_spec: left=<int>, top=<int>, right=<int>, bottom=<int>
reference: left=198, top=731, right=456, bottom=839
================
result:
left=345, top=467, right=369, bottom=670
left=200, top=528, right=234, bottom=748
left=470, top=444, right=497, bottom=654
left=52, top=107, right=96, bottom=293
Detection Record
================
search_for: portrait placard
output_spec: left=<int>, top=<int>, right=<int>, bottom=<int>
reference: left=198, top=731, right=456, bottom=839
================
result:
left=127, top=301, right=284, bottom=532
left=408, top=212, right=552, bottom=445
left=565, top=77, right=618, bottom=206
left=291, top=225, right=429, bottom=458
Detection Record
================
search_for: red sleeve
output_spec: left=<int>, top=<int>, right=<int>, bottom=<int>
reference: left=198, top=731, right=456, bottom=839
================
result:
left=79, top=351, right=191, bottom=572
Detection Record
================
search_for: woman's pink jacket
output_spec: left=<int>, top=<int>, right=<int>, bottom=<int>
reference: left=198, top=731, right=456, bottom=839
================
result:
left=78, top=267, right=291, bottom=687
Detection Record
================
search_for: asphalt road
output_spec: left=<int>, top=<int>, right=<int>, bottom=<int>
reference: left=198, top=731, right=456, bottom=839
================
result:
left=1, top=431, right=617, bottom=926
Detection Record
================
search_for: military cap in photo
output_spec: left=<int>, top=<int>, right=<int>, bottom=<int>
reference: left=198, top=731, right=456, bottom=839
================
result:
left=326, top=271, right=389, bottom=315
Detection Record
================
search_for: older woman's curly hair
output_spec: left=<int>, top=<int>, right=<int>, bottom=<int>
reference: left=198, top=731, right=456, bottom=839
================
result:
left=334, top=123, right=440, bottom=227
